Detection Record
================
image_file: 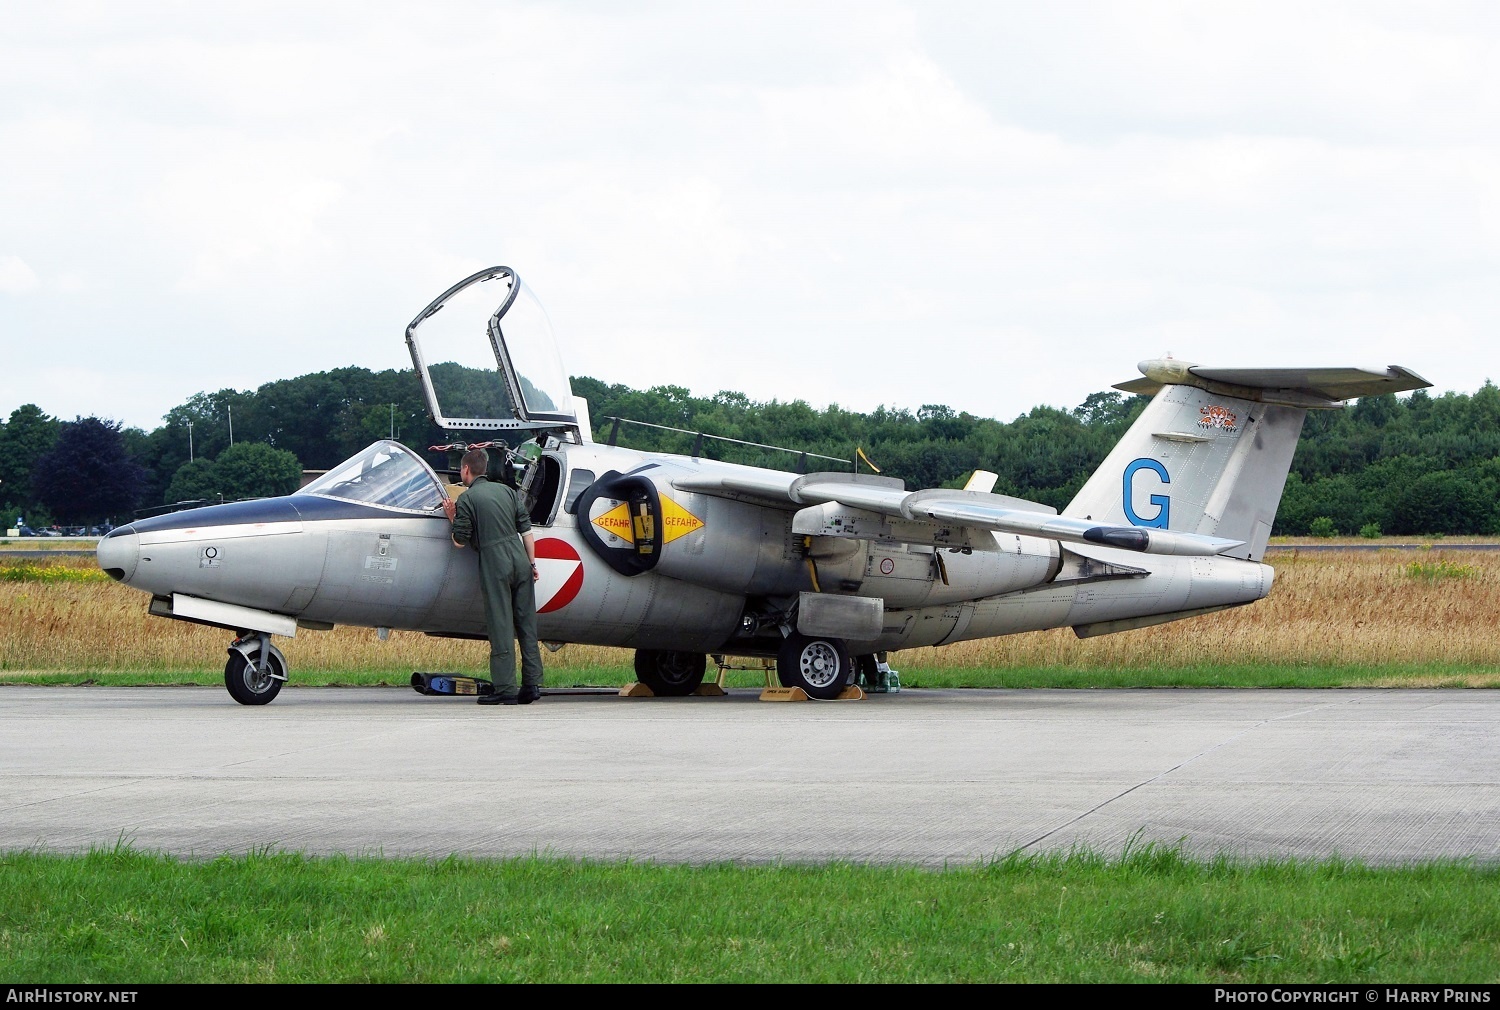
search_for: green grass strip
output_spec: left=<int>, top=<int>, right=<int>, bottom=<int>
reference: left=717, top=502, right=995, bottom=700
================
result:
left=5, top=662, right=1497, bottom=689
left=1, top=847, right=1496, bottom=982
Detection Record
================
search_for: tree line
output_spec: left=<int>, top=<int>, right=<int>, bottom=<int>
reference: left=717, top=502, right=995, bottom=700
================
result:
left=2, top=365, right=1496, bottom=536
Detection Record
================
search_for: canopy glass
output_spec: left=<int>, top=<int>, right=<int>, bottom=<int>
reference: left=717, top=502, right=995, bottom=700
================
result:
left=298, top=440, right=446, bottom=513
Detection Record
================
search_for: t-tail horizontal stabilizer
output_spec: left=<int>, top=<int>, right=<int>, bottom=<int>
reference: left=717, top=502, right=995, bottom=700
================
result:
left=1114, top=359, right=1431, bottom=408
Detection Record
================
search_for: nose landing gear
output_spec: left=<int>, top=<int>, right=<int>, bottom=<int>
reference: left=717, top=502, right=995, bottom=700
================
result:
left=224, top=633, right=288, bottom=706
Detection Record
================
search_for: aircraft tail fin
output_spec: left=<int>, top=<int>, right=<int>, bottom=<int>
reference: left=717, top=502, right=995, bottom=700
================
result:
left=1063, top=360, right=1430, bottom=561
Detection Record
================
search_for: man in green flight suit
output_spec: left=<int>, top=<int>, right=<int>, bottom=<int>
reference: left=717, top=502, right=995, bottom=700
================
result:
left=444, top=447, right=544, bottom=706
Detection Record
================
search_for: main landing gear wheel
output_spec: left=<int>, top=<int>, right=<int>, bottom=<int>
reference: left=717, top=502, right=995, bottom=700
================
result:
left=777, top=634, right=853, bottom=700
left=225, top=645, right=285, bottom=706
left=634, top=650, right=708, bottom=697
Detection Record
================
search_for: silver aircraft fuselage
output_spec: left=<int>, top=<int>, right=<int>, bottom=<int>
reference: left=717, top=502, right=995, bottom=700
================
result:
left=98, top=436, right=1271, bottom=658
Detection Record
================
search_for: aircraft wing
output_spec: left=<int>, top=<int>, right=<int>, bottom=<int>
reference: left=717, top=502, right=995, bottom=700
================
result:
left=670, top=469, right=804, bottom=506
left=674, top=470, right=1244, bottom=557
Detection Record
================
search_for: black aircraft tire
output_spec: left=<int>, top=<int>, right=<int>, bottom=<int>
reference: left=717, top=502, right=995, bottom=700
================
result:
left=775, top=651, right=855, bottom=688
left=777, top=634, right=853, bottom=700
left=634, top=650, right=707, bottom=697
left=224, top=648, right=285, bottom=706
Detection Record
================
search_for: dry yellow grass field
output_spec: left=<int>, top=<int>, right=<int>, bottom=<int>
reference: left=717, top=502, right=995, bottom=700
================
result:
left=0, top=557, right=535, bottom=677
left=3, top=548, right=1498, bottom=683
left=928, top=548, right=1500, bottom=673
left=0, top=539, right=94, bottom=551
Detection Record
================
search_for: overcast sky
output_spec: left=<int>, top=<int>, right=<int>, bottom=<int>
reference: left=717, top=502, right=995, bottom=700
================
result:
left=2, top=2, right=1497, bottom=434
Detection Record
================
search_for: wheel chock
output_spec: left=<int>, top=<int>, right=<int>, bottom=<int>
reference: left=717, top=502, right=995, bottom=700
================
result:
left=759, top=684, right=865, bottom=702
left=619, top=682, right=725, bottom=698
left=759, top=686, right=809, bottom=702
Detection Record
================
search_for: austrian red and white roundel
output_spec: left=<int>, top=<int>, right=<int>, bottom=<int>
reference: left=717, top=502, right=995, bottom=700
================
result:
left=535, top=537, right=585, bottom=613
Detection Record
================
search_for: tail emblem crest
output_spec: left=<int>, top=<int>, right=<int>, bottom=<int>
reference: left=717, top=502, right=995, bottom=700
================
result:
left=1198, top=405, right=1238, bottom=432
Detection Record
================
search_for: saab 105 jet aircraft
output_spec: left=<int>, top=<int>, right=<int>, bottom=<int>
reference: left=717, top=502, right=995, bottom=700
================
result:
left=98, top=267, right=1430, bottom=704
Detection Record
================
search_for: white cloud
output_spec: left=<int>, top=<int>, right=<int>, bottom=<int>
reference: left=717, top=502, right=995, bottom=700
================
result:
left=0, top=2, right=1497, bottom=431
left=0, top=256, right=39, bottom=294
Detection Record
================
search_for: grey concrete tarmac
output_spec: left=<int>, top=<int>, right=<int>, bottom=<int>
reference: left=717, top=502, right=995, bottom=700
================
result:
left=3, top=687, right=1497, bottom=865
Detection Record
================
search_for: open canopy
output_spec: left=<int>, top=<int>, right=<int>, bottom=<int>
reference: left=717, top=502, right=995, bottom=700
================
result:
left=405, top=266, right=578, bottom=433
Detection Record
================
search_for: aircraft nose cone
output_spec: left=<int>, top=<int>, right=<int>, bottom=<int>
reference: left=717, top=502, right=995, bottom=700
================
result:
left=96, top=526, right=139, bottom=583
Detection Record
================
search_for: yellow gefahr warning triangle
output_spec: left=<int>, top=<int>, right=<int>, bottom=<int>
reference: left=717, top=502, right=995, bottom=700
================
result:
left=659, top=496, right=705, bottom=544
left=591, top=501, right=635, bottom=544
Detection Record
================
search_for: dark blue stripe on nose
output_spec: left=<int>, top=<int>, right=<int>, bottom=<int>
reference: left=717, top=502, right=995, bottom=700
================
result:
left=117, top=495, right=430, bottom=537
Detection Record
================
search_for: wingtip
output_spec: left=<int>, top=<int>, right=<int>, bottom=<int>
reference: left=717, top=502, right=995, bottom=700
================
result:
left=1387, top=365, right=1433, bottom=390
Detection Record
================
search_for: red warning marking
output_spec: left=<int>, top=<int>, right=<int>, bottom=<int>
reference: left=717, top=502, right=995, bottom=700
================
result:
left=536, top=537, right=585, bottom=614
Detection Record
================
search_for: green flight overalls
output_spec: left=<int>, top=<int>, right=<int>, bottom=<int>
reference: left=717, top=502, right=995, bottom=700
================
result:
left=451, top=475, right=544, bottom=698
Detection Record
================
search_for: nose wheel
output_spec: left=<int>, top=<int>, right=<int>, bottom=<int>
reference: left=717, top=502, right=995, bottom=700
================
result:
left=224, top=635, right=288, bottom=706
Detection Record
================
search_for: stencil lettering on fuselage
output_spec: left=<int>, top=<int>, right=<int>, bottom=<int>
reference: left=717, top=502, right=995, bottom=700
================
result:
left=591, top=496, right=704, bottom=546
left=659, top=496, right=704, bottom=544
left=591, top=500, right=634, bottom=544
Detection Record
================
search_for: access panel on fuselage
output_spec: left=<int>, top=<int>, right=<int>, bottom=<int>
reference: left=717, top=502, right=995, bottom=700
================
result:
left=308, top=521, right=457, bottom=630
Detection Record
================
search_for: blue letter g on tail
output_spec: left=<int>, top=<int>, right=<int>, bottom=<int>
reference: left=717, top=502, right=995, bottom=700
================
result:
left=1123, top=458, right=1170, bottom=528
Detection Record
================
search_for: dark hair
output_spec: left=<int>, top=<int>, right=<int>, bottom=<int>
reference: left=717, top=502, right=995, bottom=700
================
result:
left=461, top=448, right=489, bottom=477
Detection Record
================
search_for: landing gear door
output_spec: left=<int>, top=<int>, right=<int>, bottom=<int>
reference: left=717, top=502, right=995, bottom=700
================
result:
left=406, top=266, right=582, bottom=436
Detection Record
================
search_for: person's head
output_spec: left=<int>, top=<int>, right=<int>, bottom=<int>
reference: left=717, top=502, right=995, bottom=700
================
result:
left=459, top=448, right=490, bottom=486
